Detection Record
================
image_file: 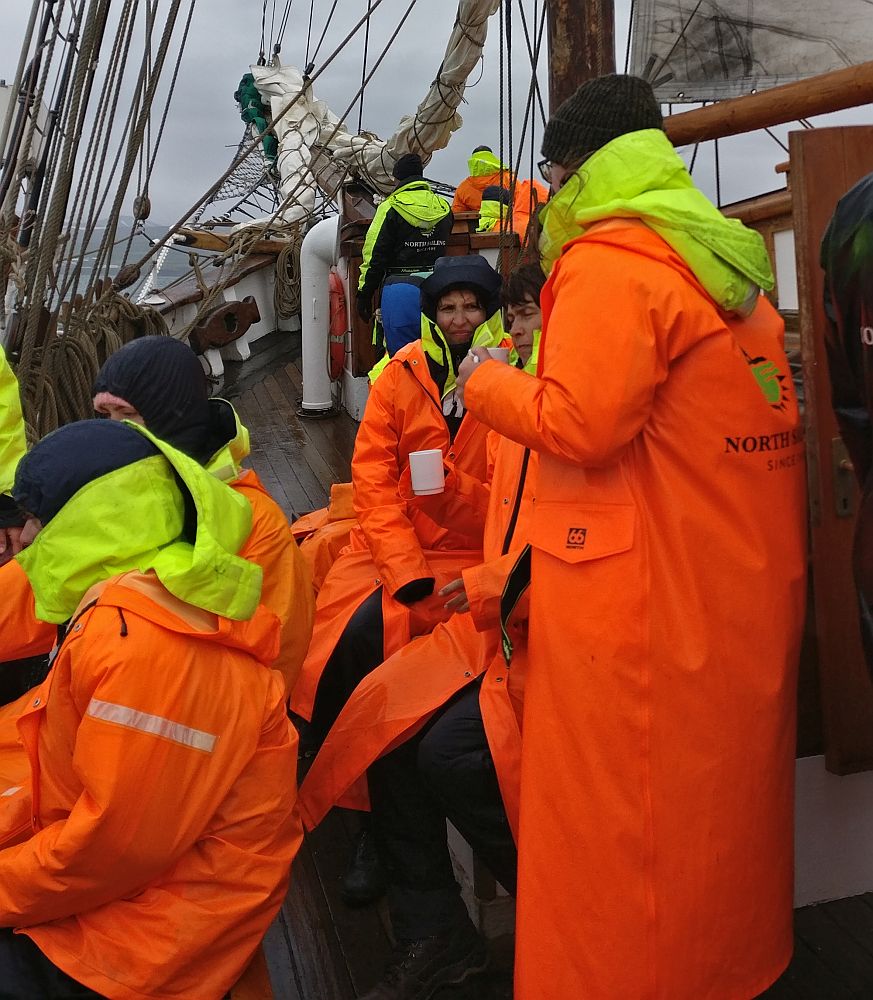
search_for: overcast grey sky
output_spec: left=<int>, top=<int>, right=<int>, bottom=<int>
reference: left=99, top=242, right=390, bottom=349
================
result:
left=2, top=0, right=872, bottom=226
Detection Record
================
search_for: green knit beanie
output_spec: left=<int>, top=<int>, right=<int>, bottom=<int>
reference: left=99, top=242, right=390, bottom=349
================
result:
left=542, top=74, right=664, bottom=165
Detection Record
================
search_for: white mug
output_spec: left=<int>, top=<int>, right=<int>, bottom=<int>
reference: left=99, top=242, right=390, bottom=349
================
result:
left=409, top=449, right=445, bottom=495
left=485, top=346, right=511, bottom=363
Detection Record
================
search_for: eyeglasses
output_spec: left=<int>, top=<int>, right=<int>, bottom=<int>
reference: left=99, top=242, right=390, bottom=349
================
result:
left=538, top=155, right=590, bottom=188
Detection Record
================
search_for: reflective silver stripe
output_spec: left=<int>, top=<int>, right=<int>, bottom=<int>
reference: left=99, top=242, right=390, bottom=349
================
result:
left=1, top=786, right=22, bottom=797
left=86, top=699, right=217, bottom=753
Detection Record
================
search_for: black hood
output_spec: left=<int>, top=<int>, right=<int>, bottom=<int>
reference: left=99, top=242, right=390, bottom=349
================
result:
left=93, top=336, right=212, bottom=461
left=420, top=255, right=502, bottom=321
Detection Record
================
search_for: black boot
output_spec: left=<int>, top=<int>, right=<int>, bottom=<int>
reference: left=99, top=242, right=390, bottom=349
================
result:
left=341, top=827, right=387, bottom=907
left=360, top=920, right=489, bottom=1000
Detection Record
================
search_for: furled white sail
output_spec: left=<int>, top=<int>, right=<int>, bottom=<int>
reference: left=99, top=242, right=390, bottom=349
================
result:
left=251, top=63, right=339, bottom=225
left=630, top=0, right=873, bottom=103
left=247, top=0, right=500, bottom=225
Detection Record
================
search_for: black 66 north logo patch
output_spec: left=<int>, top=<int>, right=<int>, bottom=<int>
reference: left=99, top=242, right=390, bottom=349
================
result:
left=566, top=527, right=587, bottom=549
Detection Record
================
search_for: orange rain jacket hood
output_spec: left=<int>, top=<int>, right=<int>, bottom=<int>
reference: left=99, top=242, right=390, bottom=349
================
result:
left=466, top=214, right=807, bottom=999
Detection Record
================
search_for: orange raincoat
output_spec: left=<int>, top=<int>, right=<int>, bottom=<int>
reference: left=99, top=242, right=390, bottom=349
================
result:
left=0, top=570, right=300, bottom=1000
left=291, top=338, right=491, bottom=723
left=290, top=482, right=357, bottom=592
left=233, top=468, right=314, bottom=694
left=299, top=432, right=535, bottom=837
left=466, top=221, right=807, bottom=999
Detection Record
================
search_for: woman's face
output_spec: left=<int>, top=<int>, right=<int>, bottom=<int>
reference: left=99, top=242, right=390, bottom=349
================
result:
left=435, top=289, right=487, bottom=344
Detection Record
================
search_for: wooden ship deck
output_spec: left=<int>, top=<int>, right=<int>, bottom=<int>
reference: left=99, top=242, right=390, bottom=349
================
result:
left=224, top=332, right=873, bottom=999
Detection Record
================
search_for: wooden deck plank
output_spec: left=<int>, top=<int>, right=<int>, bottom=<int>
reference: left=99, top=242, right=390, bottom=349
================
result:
left=261, top=916, right=303, bottom=1000
left=234, top=385, right=292, bottom=514
left=282, top=359, right=359, bottom=460
left=760, top=937, right=842, bottom=999
left=279, top=839, right=357, bottom=1000
left=305, top=809, right=395, bottom=995
left=821, top=894, right=873, bottom=959
left=274, top=366, right=353, bottom=485
left=249, top=381, right=321, bottom=514
left=794, top=902, right=873, bottom=995
left=262, top=373, right=340, bottom=505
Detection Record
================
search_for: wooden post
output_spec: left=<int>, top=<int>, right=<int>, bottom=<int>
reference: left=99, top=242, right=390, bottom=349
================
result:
left=666, top=60, right=873, bottom=147
left=546, top=0, right=615, bottom=113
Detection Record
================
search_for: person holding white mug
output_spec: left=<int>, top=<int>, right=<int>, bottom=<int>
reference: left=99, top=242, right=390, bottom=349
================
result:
left=290, top=254, right=508, bottom=915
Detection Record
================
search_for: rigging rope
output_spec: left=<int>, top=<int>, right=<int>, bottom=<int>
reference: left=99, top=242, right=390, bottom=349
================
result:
left=305, top=0, right=315, bottom=65
left=357, top=0, right=374, bottom=133
left=274, top=226, right=302, bottom=318
left=310, top=0, right=340, bottom=66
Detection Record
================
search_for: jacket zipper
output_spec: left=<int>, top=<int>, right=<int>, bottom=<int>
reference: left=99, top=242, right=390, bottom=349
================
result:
left=402, top=357, right=458, bottom=449
left=501, top=447, right=531, bottom=556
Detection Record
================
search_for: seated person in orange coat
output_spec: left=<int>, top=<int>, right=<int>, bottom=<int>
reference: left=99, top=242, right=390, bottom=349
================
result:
left=452, top=146, right=548, bottom=239
left=0, top=419, right=300, bottom=999
left=476, top=184, right=528, bottom=240
left=290, top=256, right=505, bottom=903
left=298, top=265, right=544, bottom=1000
left=0, top=338, right=315, bottom=705
left=92, top=336, right=314, bottom=696
left=452, top=146, right=509, bottom=214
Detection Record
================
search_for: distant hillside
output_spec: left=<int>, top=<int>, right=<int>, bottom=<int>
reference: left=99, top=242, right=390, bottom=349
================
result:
left=73, top=216, right=194, bottom=291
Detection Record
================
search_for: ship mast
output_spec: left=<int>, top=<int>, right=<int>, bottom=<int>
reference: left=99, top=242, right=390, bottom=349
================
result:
left=546, top=0, right=614, bottom=112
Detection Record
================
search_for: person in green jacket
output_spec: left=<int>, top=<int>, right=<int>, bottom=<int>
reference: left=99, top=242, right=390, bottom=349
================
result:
left=357, top=153, right=453, bottom=357
left=0, top=345, right=27, bottom=565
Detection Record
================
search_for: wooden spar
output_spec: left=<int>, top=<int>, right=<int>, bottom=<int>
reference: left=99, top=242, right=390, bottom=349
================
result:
left=666, top=59, right=873, bottom=146
left=546, top=0, right=614, bottom=113
left=175, top=229, right=289, bottom=255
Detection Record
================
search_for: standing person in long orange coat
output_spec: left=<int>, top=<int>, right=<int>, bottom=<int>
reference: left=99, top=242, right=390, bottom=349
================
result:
left=457, top=75, right=807, bottom=1000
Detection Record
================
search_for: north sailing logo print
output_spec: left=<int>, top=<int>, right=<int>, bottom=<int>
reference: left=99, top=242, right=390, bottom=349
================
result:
left=741, top=346, right=790, bottom=412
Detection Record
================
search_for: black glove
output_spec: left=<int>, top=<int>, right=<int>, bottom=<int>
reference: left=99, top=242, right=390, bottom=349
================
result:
left=393, top=577, right=435, bottom=605
left=356, top=295, right=373, bottom=323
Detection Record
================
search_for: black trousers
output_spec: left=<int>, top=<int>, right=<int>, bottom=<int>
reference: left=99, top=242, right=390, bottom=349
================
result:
left=368, top=683, right=518, bottom=940
left=307, top=588, right=385, bottom=749
left=0, top=655, right=50, bottom=708
left=0, top=929, right=103, bottom=999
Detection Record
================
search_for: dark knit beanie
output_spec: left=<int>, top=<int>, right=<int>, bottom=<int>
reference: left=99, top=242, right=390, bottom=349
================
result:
left=481, top=185, right=512, bottom=207
left=541, top=74, right=663, bottom=166
left=93, top=336, right=212, bottom=460
left=392, top=153, right=424, bottom=182
left=14, top=420, right=158, bottom=525
left=472, top=145, right=492, bottom=155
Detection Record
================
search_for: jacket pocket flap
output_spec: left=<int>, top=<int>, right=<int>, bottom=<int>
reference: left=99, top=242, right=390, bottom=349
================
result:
left=530, top=502, right=636, bottom=563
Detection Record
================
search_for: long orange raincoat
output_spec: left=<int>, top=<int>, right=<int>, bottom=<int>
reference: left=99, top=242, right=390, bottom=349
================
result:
left=291, top=338, right=491, bottom=723
left=466, top=221, right=807, bottom=999
left=298, top=432, right=535, bottom=835
left=0, top=570, right=300, bottom=1000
